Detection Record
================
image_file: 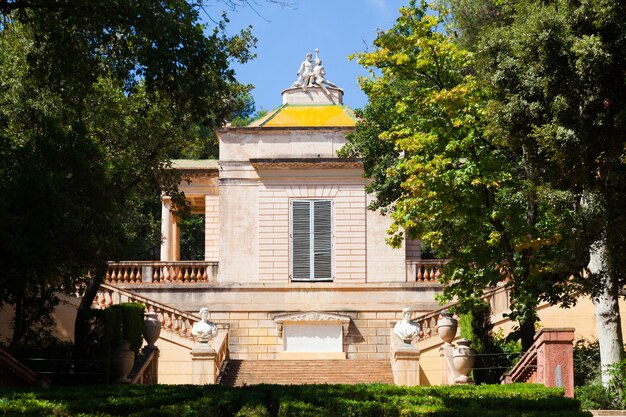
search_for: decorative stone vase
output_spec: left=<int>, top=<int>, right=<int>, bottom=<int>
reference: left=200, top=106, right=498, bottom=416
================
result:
left=436, top=310, right=458, bottom=344
left=453, top=338, right=475, bottom=383
left=143, top=312, right=161, bottom=348
left=113, top=340, right=135, bottom=383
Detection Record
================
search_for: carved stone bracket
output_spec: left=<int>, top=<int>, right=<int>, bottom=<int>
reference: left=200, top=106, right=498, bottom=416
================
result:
left=273, top=311, right=351, bottom=337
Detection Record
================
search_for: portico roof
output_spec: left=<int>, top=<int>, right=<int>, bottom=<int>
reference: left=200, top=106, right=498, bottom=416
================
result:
left=247, top=104, right=356, bottom=128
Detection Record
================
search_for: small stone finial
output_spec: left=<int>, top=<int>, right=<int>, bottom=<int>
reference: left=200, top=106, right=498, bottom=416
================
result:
left=192, top=307, right=217, bottom=343
left=394, top=307, right=420, bottom=344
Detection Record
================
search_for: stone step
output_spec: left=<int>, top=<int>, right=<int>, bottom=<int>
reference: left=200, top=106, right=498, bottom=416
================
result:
left=221, top=359, right=394, bottom=386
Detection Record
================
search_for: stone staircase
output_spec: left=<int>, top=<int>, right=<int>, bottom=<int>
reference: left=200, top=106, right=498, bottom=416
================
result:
left=220, top=359, right=394, bottom=386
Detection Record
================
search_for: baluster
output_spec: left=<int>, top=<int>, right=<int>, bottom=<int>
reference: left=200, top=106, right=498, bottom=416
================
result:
left=183, top=267, right=190, bottom=283
left=425, top=266, right=432, bottom=282
left=176, top=266, right=183, bottom=282
left=179, top=316, right=185, bottom=335
left=109, top=267, right=117, bottom=283
left=164, top=312, right=173, bottom=332
left=418, top=319, right=425, bottom=339
left=434, top=265, right=442, bottom=282
left=135, top=266, right=142, bottom=283
left=202, top=266, right=208, bottom=282
left=129, top=267, right=136, bottom=283
left=172, top=314, right=180, bottom=333
left=106, top=290, right=114, bottom=306
left=105, top=268, right=111, bottom=283
left=123, top=267, right=129, bottom=283
left=416, top=264, right=423, bottom=283
left=153, top=267, right=159, bottom=283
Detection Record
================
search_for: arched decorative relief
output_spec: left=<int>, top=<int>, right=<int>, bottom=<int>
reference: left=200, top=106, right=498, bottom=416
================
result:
left=285, top=185, right=339, bottom=198
left=273, top=311, right=351, bottom=336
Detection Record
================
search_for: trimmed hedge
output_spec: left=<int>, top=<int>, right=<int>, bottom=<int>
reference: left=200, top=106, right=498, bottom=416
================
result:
left=0, top=383, right=591, bottom=417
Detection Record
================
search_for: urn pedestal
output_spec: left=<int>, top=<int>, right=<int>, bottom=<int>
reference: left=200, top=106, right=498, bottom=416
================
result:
left=113, top=340, right=135, bottom=383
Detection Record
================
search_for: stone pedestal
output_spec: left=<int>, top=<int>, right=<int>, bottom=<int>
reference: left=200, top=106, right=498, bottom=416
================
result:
left=393, top=346, right=421, bottom=386
left=190, top=344, right=217, bottom=385
left=440, top=343, right=456, bottom=385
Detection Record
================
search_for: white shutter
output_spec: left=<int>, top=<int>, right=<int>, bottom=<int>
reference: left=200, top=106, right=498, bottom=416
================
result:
left=291, top=200, right=333, bottom=281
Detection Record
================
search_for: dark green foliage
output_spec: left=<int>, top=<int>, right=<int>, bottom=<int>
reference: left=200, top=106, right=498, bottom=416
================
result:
left=0, top=0, right=254, bottom=353
left=179, top=214, right=206, bottom=261
left=105, top=303, right=145, bottom=355
left=459, top=301, right=521, bottom=384
left=0, top=383, right=591, bottom=417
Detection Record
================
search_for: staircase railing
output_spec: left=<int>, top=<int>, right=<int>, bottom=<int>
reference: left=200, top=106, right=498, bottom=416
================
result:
left=130, top=347, right=159, bottom=385
left=0, top=348, right=49, bottom=387
left=96, top=283, right=200, bottom=342
left=414, top=285, right=511, bottom=343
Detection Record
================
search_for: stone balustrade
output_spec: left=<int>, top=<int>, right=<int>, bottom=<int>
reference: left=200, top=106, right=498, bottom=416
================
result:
left=105, top=261, right=218, bottom=284
left=406, top=259, right=449, bottom=283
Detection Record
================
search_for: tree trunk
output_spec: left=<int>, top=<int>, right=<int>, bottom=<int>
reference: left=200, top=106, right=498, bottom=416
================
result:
left=519, top=318, right=536, bottom=352
left=74, top=271, right=103, bottom=358
left=589, top=243, right=624, bottom=385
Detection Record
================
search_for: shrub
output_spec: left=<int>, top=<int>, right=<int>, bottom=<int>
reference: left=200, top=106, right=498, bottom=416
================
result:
left=0, top=383, right=591, bottom=417
left=575, top=384, right=616, bottom=410
left=573, top=338, right=601, bottom=386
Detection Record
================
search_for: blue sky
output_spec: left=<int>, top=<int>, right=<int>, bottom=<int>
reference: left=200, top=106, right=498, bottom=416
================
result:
left=209, top=1, right=404, bottom=112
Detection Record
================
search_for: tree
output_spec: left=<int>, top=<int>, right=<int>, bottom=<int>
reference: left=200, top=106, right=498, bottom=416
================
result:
left=468, top=0, right=626, bottom=383
left=0, top=1, right=254, bottom=353
left=341, top=0, right=591, bottom=350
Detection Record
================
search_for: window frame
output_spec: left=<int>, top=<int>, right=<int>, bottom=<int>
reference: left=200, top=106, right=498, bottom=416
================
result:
left=289, top=199, right=334, bottom=282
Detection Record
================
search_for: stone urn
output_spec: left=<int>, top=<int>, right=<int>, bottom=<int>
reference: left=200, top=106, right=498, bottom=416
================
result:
left=112, top=340, right=135, bottom=383
left=436, top=310, right=458, bottom=344
left=143, top=312, right=161, bottom=348
left=453, top=338, right=475, bottom=383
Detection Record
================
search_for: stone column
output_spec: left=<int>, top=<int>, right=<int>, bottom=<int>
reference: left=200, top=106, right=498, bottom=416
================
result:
left=204, top=194, right=220, bottom=262
left=190, top=344, right=217, bottom=385
left=172, top=219, right=180, bottom=261
left=160, top=196, right=173, bottom=261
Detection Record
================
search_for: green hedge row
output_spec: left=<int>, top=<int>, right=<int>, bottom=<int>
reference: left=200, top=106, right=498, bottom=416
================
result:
left=0, top=383, right=591, bottom=417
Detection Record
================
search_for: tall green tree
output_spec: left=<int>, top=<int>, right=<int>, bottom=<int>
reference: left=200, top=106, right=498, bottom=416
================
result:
left=0, top=1, right=254, bottom=353
left=342, top=0, right=590, bottom=350
left=466, top=0, right=626, bottom=383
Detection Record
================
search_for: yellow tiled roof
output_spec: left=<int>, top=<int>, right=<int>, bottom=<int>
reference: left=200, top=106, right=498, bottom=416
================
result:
left=247, top=105, right=356, bottom=128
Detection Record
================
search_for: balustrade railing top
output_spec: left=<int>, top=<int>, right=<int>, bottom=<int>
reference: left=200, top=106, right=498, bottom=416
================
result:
left=406, top=259, right=450, bottom=284
left=106, top=261, right=218, bottom=284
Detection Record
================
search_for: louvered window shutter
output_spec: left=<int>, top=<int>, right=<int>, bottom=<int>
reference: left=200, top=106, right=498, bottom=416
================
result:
left=291, top=200, right=332, bottom=281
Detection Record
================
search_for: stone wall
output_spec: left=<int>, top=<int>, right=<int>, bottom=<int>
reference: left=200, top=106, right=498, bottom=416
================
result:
left=203, top=310, right=431, bottom=360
